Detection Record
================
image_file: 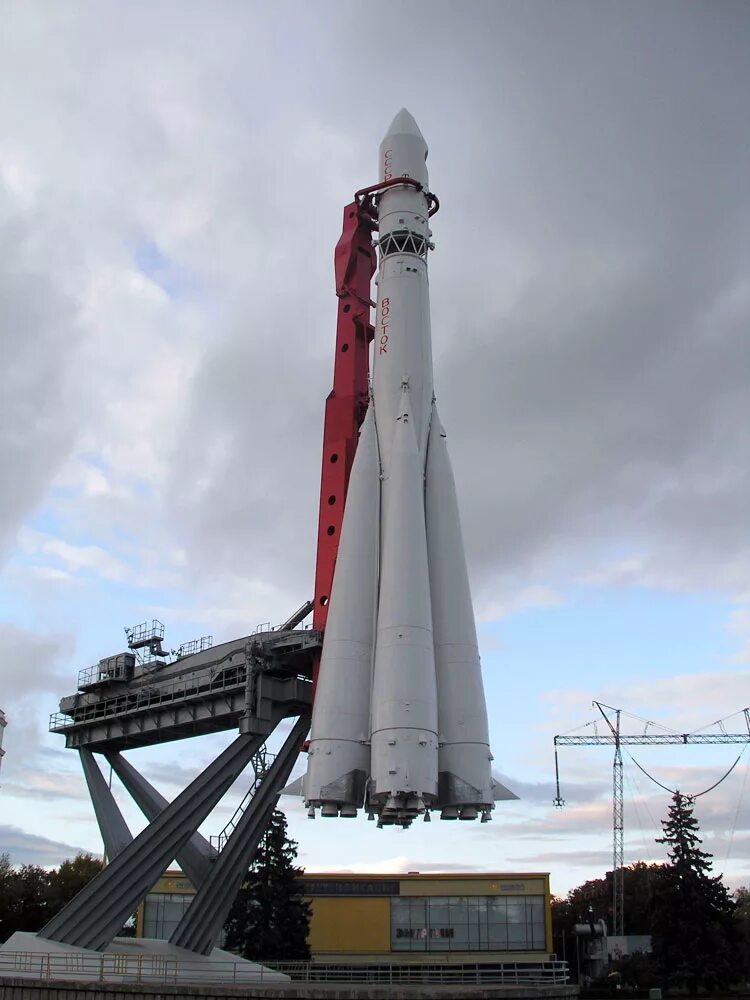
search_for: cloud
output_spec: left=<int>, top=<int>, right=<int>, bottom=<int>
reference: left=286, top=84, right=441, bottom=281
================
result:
left=0, top=202, right=81, bottom=559
left=301, top=856, right=493, bottom=875
left=0, top=624, right=77, bottom=812
left=0, top=825, right=96, bottom=868
left=0, top=623, right=73, bottom=703
left=494, top=773, right=610, bottom=806
left=511, top=849, right=614, bottom=870
left=2, top=1, right=743, bottom=616
left=0, top=1, right=747, bottom=892
left=303, top=857, right=491, bottom=875
left=1, top=771, right=89, bottom=803
left=477, top=587, right=565, bottom=623
left=22, top=534, right=132, bottom=584
left=541, top=669, right=750, bottom=734
left=727, top=606, right=750, bottom=665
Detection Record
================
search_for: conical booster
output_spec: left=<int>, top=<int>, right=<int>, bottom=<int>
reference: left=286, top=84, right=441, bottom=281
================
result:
left=305, top=407, right=380, bottom=817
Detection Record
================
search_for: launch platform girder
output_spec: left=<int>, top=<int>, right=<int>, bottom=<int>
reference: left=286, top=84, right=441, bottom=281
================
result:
left=38, top=625, right=319, bottom=956
left=49, top=628, right=320, bottom=751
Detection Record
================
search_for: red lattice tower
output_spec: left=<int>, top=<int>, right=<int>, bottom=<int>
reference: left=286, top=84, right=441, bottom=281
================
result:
left=311, top=201, right=376, bottom=688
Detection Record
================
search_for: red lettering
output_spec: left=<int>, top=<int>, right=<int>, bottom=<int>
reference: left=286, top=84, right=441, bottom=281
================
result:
left=378, top=296, right=391, bottom=353
left=383, top=149, right=393, bottom=181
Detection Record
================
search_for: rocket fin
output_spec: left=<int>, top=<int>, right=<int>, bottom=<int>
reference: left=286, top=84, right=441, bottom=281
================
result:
left=369, top=386, right=438, bottom=825
left=304, top=405, right=380, bottom=817
left=425, top=408, right=494, bottom=821
left=281, top=775, right=303, bottom=797
left=491, top=777, right=519, bottom=801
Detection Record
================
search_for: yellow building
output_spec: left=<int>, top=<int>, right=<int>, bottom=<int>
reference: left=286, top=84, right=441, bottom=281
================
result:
left=299, top=872, right=552, bottom=965
left=138, top=870, right=553, bottom=967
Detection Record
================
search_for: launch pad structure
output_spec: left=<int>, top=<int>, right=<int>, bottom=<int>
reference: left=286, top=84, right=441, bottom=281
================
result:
left=4, top=168, right=384, bottom=964
left=42, top=617, right=316, bottom=957
left=0, top=112, right=514, bottom=982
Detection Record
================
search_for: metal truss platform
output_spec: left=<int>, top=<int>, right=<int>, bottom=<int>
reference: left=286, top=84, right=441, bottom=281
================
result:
left=37, top=622, right=321, bottom=958
left=50, top=628, right=320, bottom=751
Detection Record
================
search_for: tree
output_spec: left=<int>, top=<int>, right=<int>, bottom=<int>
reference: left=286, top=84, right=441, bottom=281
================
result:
left=48, top=853, right=104, bottom=914
left=651, top=792, right=738, bottom=992
left=552, top=861, right=666, bottom=938
left=224, top=809, right=311, bottom=961
left=736, top=886, right=750, bottom=921
left=733, top=887, right=750, bottom=976
left=0, top=854, right=52, bottom=941
left=0, top=851, right=104, bottom=943
left=552, top=862, right=666, bottom=980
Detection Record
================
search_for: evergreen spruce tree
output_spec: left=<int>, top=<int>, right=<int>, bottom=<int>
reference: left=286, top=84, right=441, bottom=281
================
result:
left=651, top=792, right=738, bottom=992
left=223, top=809, right=311, bottom=962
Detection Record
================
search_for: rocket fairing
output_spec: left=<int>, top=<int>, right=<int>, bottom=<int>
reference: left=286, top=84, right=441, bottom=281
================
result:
left=304, top=109, right=494, bottom=827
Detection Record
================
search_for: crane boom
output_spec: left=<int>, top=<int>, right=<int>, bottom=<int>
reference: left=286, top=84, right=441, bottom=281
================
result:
left=555, top=733, right=750, bottom=745
left=553, top=703, right=750, bottom=939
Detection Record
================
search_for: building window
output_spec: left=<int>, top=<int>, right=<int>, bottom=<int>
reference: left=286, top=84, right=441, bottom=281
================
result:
left=142, top=892, right=193, bottom=939
left=391, top=896, right=546, bottom=952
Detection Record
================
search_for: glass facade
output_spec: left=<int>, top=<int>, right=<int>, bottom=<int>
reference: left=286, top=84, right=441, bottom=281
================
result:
left=391, top=895, right=546, bottom=952
left=142, top=892, right=193, bottom=939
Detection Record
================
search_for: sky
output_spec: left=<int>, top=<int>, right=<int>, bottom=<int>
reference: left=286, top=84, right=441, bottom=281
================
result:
left=0, top=1, right=748, bottom=903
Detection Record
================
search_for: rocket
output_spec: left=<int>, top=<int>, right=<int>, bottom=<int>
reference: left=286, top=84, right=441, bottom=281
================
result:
left=304, top=110, right=496, bottom=827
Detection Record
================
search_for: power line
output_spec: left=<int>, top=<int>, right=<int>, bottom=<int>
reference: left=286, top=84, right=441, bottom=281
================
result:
left=553, top=702, right=750, bottom=936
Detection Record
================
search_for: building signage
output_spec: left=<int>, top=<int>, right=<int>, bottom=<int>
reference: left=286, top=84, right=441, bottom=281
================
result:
left=395, top=927, right=454, bottom=940
left=301, top=879, right=401, bottom=896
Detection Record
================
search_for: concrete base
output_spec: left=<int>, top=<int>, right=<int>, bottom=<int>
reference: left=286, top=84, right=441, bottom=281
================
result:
left=0, top=932, right=289, bottom=985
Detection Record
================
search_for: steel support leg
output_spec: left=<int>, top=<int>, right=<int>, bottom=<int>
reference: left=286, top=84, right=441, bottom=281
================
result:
left=105, top=750, right=216, bottom=888
left=79, top=749, right=132, bottom=861
left=40, top=730, right=268, bottom=951
left=613, top=743, right=625, bottom=936
left=170, top=716, right=309, bottom=954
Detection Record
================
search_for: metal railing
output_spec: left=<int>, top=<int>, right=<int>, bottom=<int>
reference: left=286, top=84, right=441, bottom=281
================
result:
left=49, top=662, right=246, bottom=731
left=126, top=620, right=165, bottom=647
left=176, top=635, right=213, bottom=659
left=50, top=632, right=321, bottom=734
left=78, top=656, right=133, bottom=690
left=0, top=950, right=569, bottom=986
left=0, top=950, right=287, bottom=985
left=268, top=959, right=570, bottom=985
left=211, top=746, right=277, bottom=852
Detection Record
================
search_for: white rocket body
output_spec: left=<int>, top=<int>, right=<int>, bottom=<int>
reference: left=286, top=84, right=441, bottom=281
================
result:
left=304, top=110, right=494, bottom=826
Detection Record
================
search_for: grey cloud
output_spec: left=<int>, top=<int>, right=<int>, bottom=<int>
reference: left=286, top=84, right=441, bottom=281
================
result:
left=139, top=759, right=211, bottom=792
left=0, top=2, right=745, bottom=610
left=0, top=824, right=97, bottom=867
left=510, top=849, right=614, bottom=870
left=495, top=773, right=610, bottom=805
left=0, top=776, right=88, bottom=803
left=0, top=625, right=78, bottom=810
left=0, top=624, right=74, bottom=705
left=401, top=860, right=489, bottom=874
left=0, top=0, right=748, bottom=886
left=0, top=206, right=80, bottom=558
left=170, top=1, right=749, bottom=610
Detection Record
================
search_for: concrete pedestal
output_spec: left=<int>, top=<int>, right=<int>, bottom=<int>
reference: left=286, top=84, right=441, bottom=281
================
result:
left=0, top=932, right=289, bottom=985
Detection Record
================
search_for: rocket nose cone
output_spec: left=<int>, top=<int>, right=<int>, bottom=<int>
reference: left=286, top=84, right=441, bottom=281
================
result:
left=380, top=108, right=429, bottom=185
left=384, top=108, right=425, bottom=143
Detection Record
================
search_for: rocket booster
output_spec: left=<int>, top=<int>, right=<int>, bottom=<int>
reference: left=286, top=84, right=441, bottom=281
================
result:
left=304, top=110, right=495, bottom=827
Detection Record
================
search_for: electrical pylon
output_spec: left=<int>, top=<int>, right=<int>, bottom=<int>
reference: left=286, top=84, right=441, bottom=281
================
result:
left=553, top=703, right=750, bottom=938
